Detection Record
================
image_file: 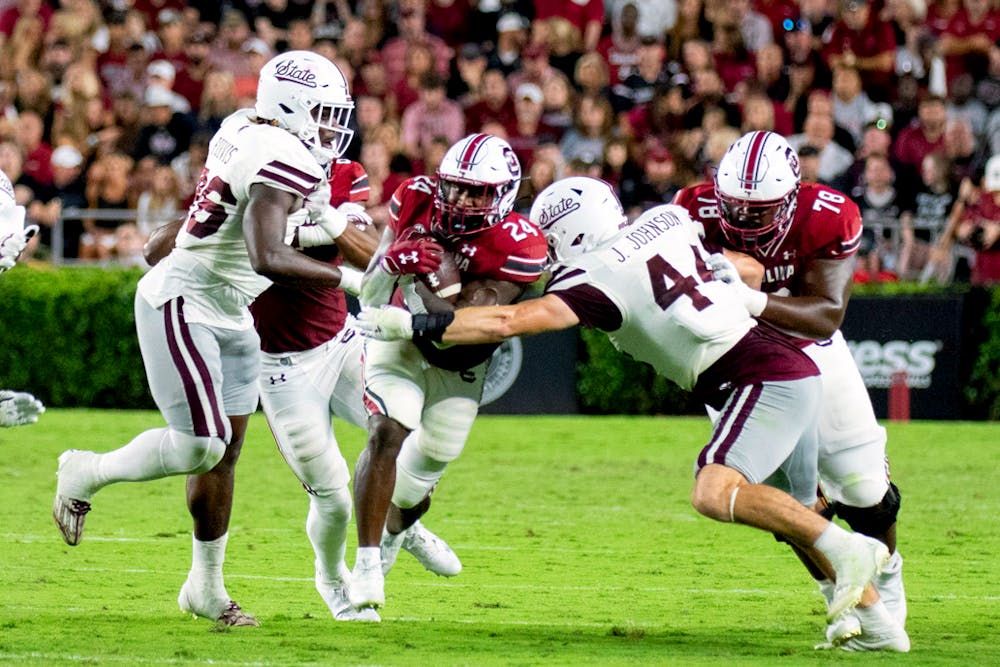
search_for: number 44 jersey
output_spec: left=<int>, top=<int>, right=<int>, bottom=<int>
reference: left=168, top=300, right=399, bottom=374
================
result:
left=544, top=204, right=756, bottom=391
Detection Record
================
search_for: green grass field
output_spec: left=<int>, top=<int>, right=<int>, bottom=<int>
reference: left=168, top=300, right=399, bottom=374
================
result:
left=1, top=411, right=997, bottom=666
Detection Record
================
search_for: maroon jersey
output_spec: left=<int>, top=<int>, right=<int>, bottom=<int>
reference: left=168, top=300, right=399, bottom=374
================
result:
left=672, top=182, right=862, bottom=296
left=388, top=175, right=548, bottom=370
left=251, top=159, right=370, bottom=353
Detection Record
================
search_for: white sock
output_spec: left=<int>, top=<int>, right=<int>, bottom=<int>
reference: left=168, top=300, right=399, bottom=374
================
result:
left=813, top=522, right=853, bottom=565
left=878, top=551, right=903, bottom=577
left=307, top=488, right=352, bottom=583
left=856, top=599, right=894, bottom=627
left=189, top=532, right=229, bottom=599
left=356, top=546, right=381, bottom=569
left=94, top=428, right=173, bottom=489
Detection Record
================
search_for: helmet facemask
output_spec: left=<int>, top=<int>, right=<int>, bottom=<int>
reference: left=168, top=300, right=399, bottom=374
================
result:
left=717, top=186, right=798, bottom=255
left=303, top=99, right=354, bottom=164
left=433, top=176, right=513, bottom=236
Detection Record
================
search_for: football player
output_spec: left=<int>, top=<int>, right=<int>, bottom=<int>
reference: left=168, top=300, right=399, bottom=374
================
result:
left=0, top=168, right=44, bottom=428
left=52, top=51, right=369, bottom=627
left=672, top=131, right=906, bottom=648
left=355, top=177, right=907, bottom=651
left=349, top=133, right=548, bottom=611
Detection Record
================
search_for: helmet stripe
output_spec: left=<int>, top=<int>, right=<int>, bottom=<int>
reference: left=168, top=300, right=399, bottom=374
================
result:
left=741, top=131, right=768, bottom=188
left=457, top=133, right=490, bottom=172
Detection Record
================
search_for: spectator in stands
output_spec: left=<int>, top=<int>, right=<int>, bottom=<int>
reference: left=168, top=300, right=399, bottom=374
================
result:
left=824, top=0, right=897, bottom=101
left=611, top=36, right=669, bottom=114
left=804, top=89, right=858, bottom=153
left=540, top=71, right=576, bottom=140
left=831, top=63, right=889, bottom=146
left=684, top=67, right=741, bottom=131
left=488, top=12, right=529, bottom=76
left=465, top=68, right=516, bottom=133
left=740, top=90, right=784, bottom=135
left=16, top=111, right=52, bottom=187
left=797, top=144, right=822, bottom=183
left=945, top=116, right=982, bottom=184
left=893, top=94, right=948, bottom=192
left=133, top=85, right=192, bottom=165
left=602, top=135, right=644, bottom=209
left=711, top=22, right=756, bottom=95
left=516, top=152, right=557, bottom=214
left=400, top=72, right=466, bottom=162
left=532, top=0, right=603, bottom=74
left=756, top=0, right=800, bottom=36
left=898, top=151, right=960, bottom=279
left=106, top=91, right=142, bottom=158
left=598, top=1, right=642, bottom=89
left=150, top=8, right=189, bottom=73
left=507, top=82, right=560, bottom=169
left=448, top=42, right=488, bottom=106
left=733, top=0, right=774, bottom=52
left=381, top=4, right=452, bottom=88
left=170, top=131, right=210, bottom=207
left=947, top=73, right=989, bottom=143
left=0, top=0, right=53, bottom=40
left=751, top=42, right=790, bottom=103
left=950, top=156, right=1000, bottom=284
left=508, top=43, right=558, bottom=94
left=27, top=145, right=87, bottom=261
left=938, top=0, right=1000, bottom=82
left=666, top=0, right=712, bottom=64
left=145, top=59, right=191, bottom=114
left=172, top=27, right=213, bottom=112
left=886, top=0, right=932, bottom=79
left=392, top=42, right=437, bottom=115
left=52, top=63, right=104, bottom=156
left=629, top=145, right=680, bottom=214
left=421, top=135, right=451, bottom=175
left=209, top=9, right=255, bottom=80
left=572, top=51, right=611, bottom=99
left=135, top=164, right=180, bottom=240
left=80, top=151, right=133, bottom=261
left=852, top=152, right=907, bottom=281
left=559, top=94, right=615, bottom=166
left=787, top=112, right=855, bottom=189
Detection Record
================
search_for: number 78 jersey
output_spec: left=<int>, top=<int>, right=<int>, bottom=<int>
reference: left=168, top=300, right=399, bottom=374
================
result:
left=545, top=204, right=754, bottom=391
left=672, top=182, right=862, bottom=295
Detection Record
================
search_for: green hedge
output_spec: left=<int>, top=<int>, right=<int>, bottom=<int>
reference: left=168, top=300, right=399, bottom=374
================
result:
left=1, top=267, right=999, bottom=418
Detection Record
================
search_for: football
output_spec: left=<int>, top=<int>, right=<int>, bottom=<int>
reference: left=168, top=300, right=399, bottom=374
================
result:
left=419, top=249, right=462, bottom=303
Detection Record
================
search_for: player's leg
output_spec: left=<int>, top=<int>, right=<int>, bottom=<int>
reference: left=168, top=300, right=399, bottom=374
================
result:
left=54, top=296, right=228, bottom=546
left=380, top=366, right=481, bottom=577
left=350, top=339, right=425, bottom=609
left=809, top=333, right=906, bottom=626
left=259, top=343, right=378, bottom=621
left=179, top=319, right=261, bottom=626
left=690, top=378, right=891, bottom=626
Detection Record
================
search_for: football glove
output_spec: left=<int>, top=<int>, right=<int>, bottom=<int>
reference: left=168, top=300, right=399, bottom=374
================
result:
left=706, top=252, right=767, bottom=316
left=0, top=390, right=45, bottom=427
left=379, top=237, right=443, bottom=276
left=356, top=306, right=414, bottom=341
left=0, top=221, right=36, bottom=273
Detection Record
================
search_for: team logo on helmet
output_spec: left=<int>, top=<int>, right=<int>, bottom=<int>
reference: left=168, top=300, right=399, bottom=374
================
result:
left=535, top=196, right=581, bottom=230
left=273, top=60, right=318, bottom=88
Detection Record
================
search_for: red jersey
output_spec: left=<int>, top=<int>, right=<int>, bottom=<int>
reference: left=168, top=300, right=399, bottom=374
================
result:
left=251, top=159, right=370, bottom=353
left=672, top=182, right=862, bottom=297
left=388, top=174, right=548, bottom=369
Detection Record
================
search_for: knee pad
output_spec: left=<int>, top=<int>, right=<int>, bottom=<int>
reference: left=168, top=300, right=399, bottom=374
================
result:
left=165, top=430, right=226, bottom=474
left=308, top=485, right=352, bottom=524
left=392, top=431, right=448, bottom=509
left=834, top=482, right=901, bottom=536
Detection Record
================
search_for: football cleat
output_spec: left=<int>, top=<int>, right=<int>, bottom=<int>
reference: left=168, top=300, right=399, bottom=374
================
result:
left=824, top=609, right=862, bottom=646
left=838, top=601, right=910, bottom=652
left=349, top=560, right=385, bottom=610
left=315, top=560, right=380, bottom=622
left=53, top=450, right=96, bottom=545
left=827, top=534, right=890, bottom=620
left=178, top=578, right=260, bottom=627
left=873, top=551, right=907, bottom=627
left=401, top=521, right=462, bottom=577
left=380, top=528, right=407, bottom=576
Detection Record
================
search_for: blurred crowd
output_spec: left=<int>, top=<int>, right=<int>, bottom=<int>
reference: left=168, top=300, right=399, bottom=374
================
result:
left=3, top=0, right=999, bottom=284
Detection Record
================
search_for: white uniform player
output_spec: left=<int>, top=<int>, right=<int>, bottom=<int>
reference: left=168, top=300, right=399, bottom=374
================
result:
left=357, top=177, right=900, bottom=650
left=52, top=51, right=368, bottom=627
left=0, top=167, right=45, bottom=427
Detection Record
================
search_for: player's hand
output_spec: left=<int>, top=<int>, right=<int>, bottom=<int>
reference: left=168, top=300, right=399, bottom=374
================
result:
left=356, top=306, right=415, bottom=341
left=337, top=202, right=373, bottom=229
left=0, top=390, right=45, bottom=427
left=706, top=252, right=767, bottom=316
left=379, top=237, right=443, bottom=275
left=0, top=222, right=36, bottom=273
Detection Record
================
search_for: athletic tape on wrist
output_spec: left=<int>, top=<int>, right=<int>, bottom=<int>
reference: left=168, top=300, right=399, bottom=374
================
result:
left=411, top=312, right=455, bottom=342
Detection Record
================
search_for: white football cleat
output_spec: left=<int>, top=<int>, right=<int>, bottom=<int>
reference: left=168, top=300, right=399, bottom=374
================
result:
left=400, top=521, right=461, bottom=577
left=838, top=601, right=910, bottom=652
left=827, top=534, right=890, bottom=620
left=53, top=450, right=96, bottom=545
left=349, top=560, right=385, bottom=610
left=315, top=560, right=380, bottom=622
left=873, top=551, right=907, bottom=626
left=380, top=528, right=407, bottom=575
left=178, top=577, right=260, bottom=627
left=824, top=609, right=862, bottom=647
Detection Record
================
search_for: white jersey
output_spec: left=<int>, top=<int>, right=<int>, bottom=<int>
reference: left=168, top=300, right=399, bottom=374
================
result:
left=138, top=110, right=325, bottom=329
left=546, top=205, right=755, bottom=390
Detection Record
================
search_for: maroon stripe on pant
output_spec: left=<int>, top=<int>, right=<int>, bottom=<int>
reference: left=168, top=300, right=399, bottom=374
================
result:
left=164, top=299, right=211, bottom=437
left=698, top=383, right=763, bottom=468
left=173, top=297, right=228, bottom=438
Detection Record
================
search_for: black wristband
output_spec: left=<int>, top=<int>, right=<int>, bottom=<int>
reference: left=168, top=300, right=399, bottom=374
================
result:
left=411, top=312, right=455, bottom=342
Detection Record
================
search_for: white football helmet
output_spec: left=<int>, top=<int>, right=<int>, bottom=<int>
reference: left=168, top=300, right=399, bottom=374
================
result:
left=714, top=130, right=801, bottom=255
left=433, top=133, right=522, bottom=236
left=255, top=50, right=354, bottom=164
left=529, top=176, right=627, bottom=263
